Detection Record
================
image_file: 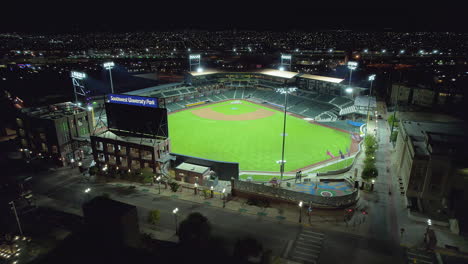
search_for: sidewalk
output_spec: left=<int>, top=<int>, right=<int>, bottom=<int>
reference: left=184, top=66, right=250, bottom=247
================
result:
left=107, top=180, right=371, bottom=237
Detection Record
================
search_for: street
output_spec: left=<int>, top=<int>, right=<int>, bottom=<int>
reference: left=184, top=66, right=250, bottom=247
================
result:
left=31, top=165, right=405, bottom=263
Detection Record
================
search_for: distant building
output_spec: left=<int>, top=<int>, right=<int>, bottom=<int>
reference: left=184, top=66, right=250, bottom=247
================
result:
left=16, top=102, right=93, bottom=165
left=395, top=121, right=468, bottom=225
left=390, top=83, right=464, bottom=108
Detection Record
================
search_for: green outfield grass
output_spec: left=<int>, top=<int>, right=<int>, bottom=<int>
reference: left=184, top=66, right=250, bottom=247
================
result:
left=168, top=100, right=352, bottom=171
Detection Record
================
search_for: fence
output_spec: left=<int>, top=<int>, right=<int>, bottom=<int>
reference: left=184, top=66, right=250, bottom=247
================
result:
left=231, top=179, right=358, bottom=208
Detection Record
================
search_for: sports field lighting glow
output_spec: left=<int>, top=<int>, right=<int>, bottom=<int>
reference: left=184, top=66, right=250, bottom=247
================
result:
left=345, top=88, right=353, bottom=93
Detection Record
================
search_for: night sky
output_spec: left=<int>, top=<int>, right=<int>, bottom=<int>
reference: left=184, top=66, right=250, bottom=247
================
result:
left=0, top=5, right=466, bottom=32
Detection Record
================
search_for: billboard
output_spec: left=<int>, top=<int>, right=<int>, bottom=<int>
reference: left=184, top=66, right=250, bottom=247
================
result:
left=107, top=94, right=158, bottom=108
left=105, top=102, right=168, bottom=138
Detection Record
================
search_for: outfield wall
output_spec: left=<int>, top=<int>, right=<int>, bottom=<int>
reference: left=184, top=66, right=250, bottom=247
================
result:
left=231, top=179, right=358, bottom=208
left=170, top=153, right=239, bottom=181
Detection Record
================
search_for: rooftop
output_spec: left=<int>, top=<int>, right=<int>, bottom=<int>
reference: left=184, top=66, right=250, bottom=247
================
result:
left=93, top=130, right=164, bottom=146
left=175, top=162, right=210, bottom=174
left=20, top=102, right=88, bottom=120
left=298, top=74, right=344, bottom=83
left=258, top=69, right=299, bottom=79
left=402, top=121, right=468, bottom=156
left=354, top=95, right=377, bottom=108
left=188, top=70, right=222, bottom=76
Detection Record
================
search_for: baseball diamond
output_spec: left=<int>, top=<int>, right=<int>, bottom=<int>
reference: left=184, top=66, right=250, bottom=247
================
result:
left=168, top=100, right=352, bottom=172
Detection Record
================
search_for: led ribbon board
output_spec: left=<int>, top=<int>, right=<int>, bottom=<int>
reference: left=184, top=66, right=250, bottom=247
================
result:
left=108, top=94, right=158, bottom=108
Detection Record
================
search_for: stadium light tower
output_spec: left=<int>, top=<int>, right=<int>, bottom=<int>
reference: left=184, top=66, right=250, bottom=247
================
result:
left=71, top=71, right=88, bottom=103
left=103, top=61, right=115, bottom=93
left=189, top=54, right=202, bottom=72
left=366, top=74, right=376, bottom=135
left=280, top=54, right=292, bottom=71
left=346, top=61, right=358, bottom=97
left=276, top=87, right=297, bottom=185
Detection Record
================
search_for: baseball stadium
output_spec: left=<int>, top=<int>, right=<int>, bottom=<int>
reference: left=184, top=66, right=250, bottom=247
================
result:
left=123, top=68, right=370, bottom=178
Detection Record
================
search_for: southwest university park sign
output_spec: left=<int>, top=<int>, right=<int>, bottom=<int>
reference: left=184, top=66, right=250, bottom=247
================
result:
left=107, top=94, right=158, bottom=108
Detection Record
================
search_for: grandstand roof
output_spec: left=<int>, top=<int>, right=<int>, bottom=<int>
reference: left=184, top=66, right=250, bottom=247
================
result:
left=188, top=70, right=221, bottom=76
left=259, top=69, right=299, bottom=79
left=298, top=74, right=344, bottom=83
left=354, top=95, right=377, bottom=108
left=124, top=82, right=183, bottom=96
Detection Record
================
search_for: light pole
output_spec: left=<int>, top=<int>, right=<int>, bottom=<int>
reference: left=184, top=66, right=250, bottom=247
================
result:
left=366, top=74, right=376, bottom=135
left=194, top=183, right=198, bottom=195
left=156, top=176, right=161, bottom=194
left=103, top=62, right=115, bottom=94
left=9, top=201, right=23, bottom=235
left=298, top=201, right=303, bottom=223
left=347, top=61, right=358, bottom=86
left=222, top=188, right=226, bottom=208
left=173, top=208, right=179, bottom=235
left=210, top=186, right=214, bottom=198
left=276, top=87, right=297, bottom=185
left=84, top=188, right=91, bottom=202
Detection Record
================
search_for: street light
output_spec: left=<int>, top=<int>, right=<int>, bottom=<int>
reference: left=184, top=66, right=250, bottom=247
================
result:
left=103, top=61, right=115, bottom=93
left=156, top=176, right=161, bottom=194
left=173, top=208, right=179, bottom=235
left=210, top=186, right=214, bottom=198
left=366, top=74, right=376, bottom=135
left=194, top=183, right=198, bottom=195
left=298, top=201, right=303, bottom=223
left=275, top=87, right=297, bottom=185
left=222, top=188, right=226, bottom=208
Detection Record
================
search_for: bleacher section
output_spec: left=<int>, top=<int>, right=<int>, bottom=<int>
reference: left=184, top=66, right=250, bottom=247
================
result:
left=132, top=83, right=357, bottom=127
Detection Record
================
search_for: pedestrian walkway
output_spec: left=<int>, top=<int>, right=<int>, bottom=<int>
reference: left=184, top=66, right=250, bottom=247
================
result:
left=289, top=228, right=324, bottom=264
left=405, top=248, right=436, bottom=264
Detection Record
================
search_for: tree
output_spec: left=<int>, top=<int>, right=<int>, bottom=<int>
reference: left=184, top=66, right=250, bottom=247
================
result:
left=169, top=182, right=180, bottom=192
left=390, top=131, right=398, bottom=143
left=141, top=167, right=154, bottom=184
left=88, top=166, right=98, bottom=176
left=361, top=164, right=378, bottom=182
left=147, top=210, right=160, bottom=226
left=178, top=212, right=211, bottom=245
left=388, top=114, right=399, bottom=128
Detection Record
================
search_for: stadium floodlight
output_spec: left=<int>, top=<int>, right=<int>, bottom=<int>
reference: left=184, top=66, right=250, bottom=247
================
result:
left=197, top=67, right=203, bottom=73
left=347, top=61, right=358, bottom=70
left=103, top=61, right=115, bottom=70
left=189, top=54, right=201, bottom=72
left=280, top=54, right=292, bottom=71
left=71, top=71, right=86, bottom=80
left=103, top=62, right=115, bottom=93
left=368, top=74, right=376, bottom=81
left=345, top=87, right=353, bottom=93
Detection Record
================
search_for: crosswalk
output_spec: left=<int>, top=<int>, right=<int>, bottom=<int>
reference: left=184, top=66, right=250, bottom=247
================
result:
left=405, top=248, right=435, bottom=264
left=289, top=229, right=324, bottom=264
